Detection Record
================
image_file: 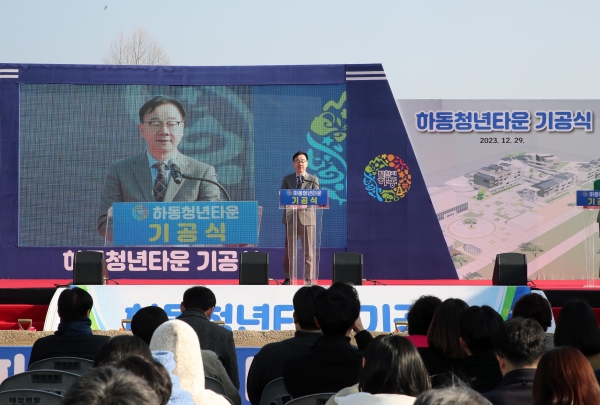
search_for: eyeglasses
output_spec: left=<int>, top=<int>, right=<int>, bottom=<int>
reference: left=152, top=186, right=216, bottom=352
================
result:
left=294, top=160, right=308, bottom=164
left=144, top=121, right=183, bottom=130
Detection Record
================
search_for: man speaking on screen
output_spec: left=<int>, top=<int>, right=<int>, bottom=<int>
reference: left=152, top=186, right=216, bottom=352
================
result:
left=281, top=151, right=320, bottom=285
left=97, top=96, right=220, bottom=240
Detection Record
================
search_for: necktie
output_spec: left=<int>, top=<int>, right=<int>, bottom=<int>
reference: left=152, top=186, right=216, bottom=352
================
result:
left=297, top=176, right=303, bottom=189
left=153, top=162, right=167, bottom=202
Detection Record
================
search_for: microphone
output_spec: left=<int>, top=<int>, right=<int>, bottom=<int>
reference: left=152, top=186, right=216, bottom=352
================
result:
left=179, top=173, right=231, bottom=201
left=302, top=178, right=320, bottom=188
left=169, top=163, right=183, bottom=184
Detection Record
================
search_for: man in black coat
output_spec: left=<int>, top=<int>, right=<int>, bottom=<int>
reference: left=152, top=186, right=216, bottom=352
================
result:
left=176, top=286, right=239, bottom=389
left=282, top=282, right=373, bottom=398
left=247, top=285, right=325, bottom=405
left=483, top=318, right=545, bottom=405
left=28, top=288, right=109, bottom=367
left=457, top=305, right=504, bottom=393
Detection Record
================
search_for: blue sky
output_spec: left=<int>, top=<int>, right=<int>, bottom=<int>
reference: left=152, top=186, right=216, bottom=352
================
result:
left=2, top=1, right=599, bottom=99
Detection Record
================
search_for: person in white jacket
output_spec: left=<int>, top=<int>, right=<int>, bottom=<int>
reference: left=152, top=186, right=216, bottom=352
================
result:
left=328, top=335, right=431, bottom=405
left=150, top=320, right=232, bottom=405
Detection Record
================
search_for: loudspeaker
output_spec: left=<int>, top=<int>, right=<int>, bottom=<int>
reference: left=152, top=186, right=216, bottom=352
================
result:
left=332, top=253, right=363, bottom=285
left=492, top=253, right=527, bottom=286
left=239, top=252, right=269, bottom=285
left=73, top=251, right=107, bottom=285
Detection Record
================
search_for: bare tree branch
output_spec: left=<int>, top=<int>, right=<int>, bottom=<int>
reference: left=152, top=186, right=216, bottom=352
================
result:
left=102, top=27, right=170, bottom=65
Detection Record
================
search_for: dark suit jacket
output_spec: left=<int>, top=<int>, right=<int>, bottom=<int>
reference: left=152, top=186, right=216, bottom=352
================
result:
left=483, top=369, right=536, bottom=405
left=98, top=151, right=220, bottom=238
left=28, top=334, right=110, bottom=367
left=458, top=352, right=503, bottom=393
left=418, top=347, right=465, bottom=383
left=247, top=331, right=322, bottom=405
left=280, top=172, right=320, bottom=225
left=177, top=309, right=239, bottom=389
left=282, top=335, right=368, bottom=398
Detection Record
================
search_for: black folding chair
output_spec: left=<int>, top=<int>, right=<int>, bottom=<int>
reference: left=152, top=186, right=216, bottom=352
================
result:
left=0, top=389, right=63, bottom=405
left=28, top=357, right=94, bottom=376
left=285, top=393, right=335, bottom=405
left=259, top=377, right=291, bottom=405
left=0, top=370, right=80, bottom=396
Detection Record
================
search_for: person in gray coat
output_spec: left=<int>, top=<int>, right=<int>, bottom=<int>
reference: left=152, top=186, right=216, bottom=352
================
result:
left=176, top=286, right=240, bottom=389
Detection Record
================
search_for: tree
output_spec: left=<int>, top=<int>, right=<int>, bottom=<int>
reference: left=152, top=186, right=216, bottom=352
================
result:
left=102, top=27, right=170, bottom=65
left=519, top=242, right=544, bottom=257
left=477, top=189, right=486, bottom=200
left=504, top=153, right=515, bottom=160
left=463, top=218, right=478, bottom=229
left=452, top=253, right=468, bottom=267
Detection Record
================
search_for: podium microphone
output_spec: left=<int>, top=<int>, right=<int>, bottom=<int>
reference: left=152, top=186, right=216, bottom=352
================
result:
left=172, top=165, right=231, bottom=202
left=169, top=163, right=183, bottom=184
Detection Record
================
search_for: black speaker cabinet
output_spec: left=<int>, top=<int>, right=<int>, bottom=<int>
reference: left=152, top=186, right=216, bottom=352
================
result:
left=332, top=252, right=363, bottom=285
left=492, top=253, right=527, bottom=286
left=73, top=251, right=106, bottom=285
left=239, top=252, right=269, bottom=285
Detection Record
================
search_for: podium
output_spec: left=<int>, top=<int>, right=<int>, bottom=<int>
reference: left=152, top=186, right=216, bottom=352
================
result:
left=576, top=190, right=600, bottom=287
left=106, top=201, right=260, bottom=246
left=280, top=189, right=329, bottom=285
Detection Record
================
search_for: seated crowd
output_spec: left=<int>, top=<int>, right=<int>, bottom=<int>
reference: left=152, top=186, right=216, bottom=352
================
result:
left=15, top=285, right=600, bottom=405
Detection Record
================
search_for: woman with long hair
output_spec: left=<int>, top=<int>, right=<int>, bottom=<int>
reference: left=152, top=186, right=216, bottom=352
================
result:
left=328, top=335, right=431, bottom=405
left=554, top=299, right=600, bottom=380
left=533, top=347, right=600, bottom=405
left=417, top=298, right=469, bottom=381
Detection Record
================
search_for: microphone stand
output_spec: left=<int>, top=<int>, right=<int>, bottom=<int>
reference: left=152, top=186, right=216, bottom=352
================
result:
left=180, top=174, right=231, bottom=202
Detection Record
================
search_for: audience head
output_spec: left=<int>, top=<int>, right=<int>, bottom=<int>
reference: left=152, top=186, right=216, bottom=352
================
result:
left=359, top=335, right=431, bottom=397
left=150, top=320, right=219, bottom=404
left=512, top=293, right=552, bottom=332
left=533, top=347, right=600, bottom=405
left=314, top=282, right=360, bottom=337
left=459, top=305, right=503, bottom=355
left=493, top=317, right=545, bottom=373
left=116, top=356, right=172, bottom=405
left=63, top=366, right=160, bottom=405
left=131, top=306, right=169, bottom=345
left=293, top=285, right=326, bottom=331
left=57, top=287, right=94, bottom=321
left=93, top=335, right=152, bottom=367
left=182, top=286, right=216, bottom=312
left=414, top=385, right=492, bottom=405
left=408, top=295, right=442, bottom=336
left=427, top=298, right=469, bottom=359
left=554, top=299, right=600, bottom=356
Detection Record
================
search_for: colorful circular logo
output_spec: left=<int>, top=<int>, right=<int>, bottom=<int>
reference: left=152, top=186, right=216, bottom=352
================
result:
left=132, top=204, right=150, bottom=220
left=286, top=190, right=293, bottom=196
left=364, top=154, right=411, bottom=202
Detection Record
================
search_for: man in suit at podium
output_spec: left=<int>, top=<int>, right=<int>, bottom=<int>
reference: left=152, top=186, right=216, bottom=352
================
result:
left=281, top=151, right=320, bottom=285
left=97, top=96, right=220, bottom=240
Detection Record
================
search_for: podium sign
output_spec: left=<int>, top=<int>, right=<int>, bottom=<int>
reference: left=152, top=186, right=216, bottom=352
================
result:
left=113, top=201, right=259, bottom=246
left=576, top=190, right=600, bottom=208
left=279, top=189, right=329, bottom=206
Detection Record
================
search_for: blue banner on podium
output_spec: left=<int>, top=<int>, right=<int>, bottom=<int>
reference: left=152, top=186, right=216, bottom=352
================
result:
left=576, top=190, right=600, bottom=207
left=279, top=189, right=329, bottom=206
left=113, top=202, right=259, bottom=246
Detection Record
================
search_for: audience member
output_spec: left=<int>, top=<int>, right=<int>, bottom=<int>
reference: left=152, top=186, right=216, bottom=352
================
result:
left=177, top=286, right=239, bottom=389
left=283, top=282, right=373, bottom=398
left=247, top=285, right=326, bottom=405
left=483, top=318, right=545, bottom=405
left=115, top=356, right=172, bottom=405
left=93, top=335, right=152, bottom=367
left=63, top=366, right=160, bottom=405
left=131, top=305, right=169, bottom=345
left=553, top=299, right=600, bottom=381
left=417, top=298, right=468, bottom=383
left=151, top=350, right=195, bottom=405
left=532, top=347, right=600, bottom=405
left=131, top=305, right=238, bottom=403
left=150, top=319, right=231, bottom=405
left=328, top=335, right=431, bottom=405
left=405, top=295, right=442, bottom=348
left=511, top=293, right=554, bottom=351
left=28, top=287, right=110, bottom=367
left=457, top=305, right=503, bottom=393
left=414, top=385, right=492, bottom=405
